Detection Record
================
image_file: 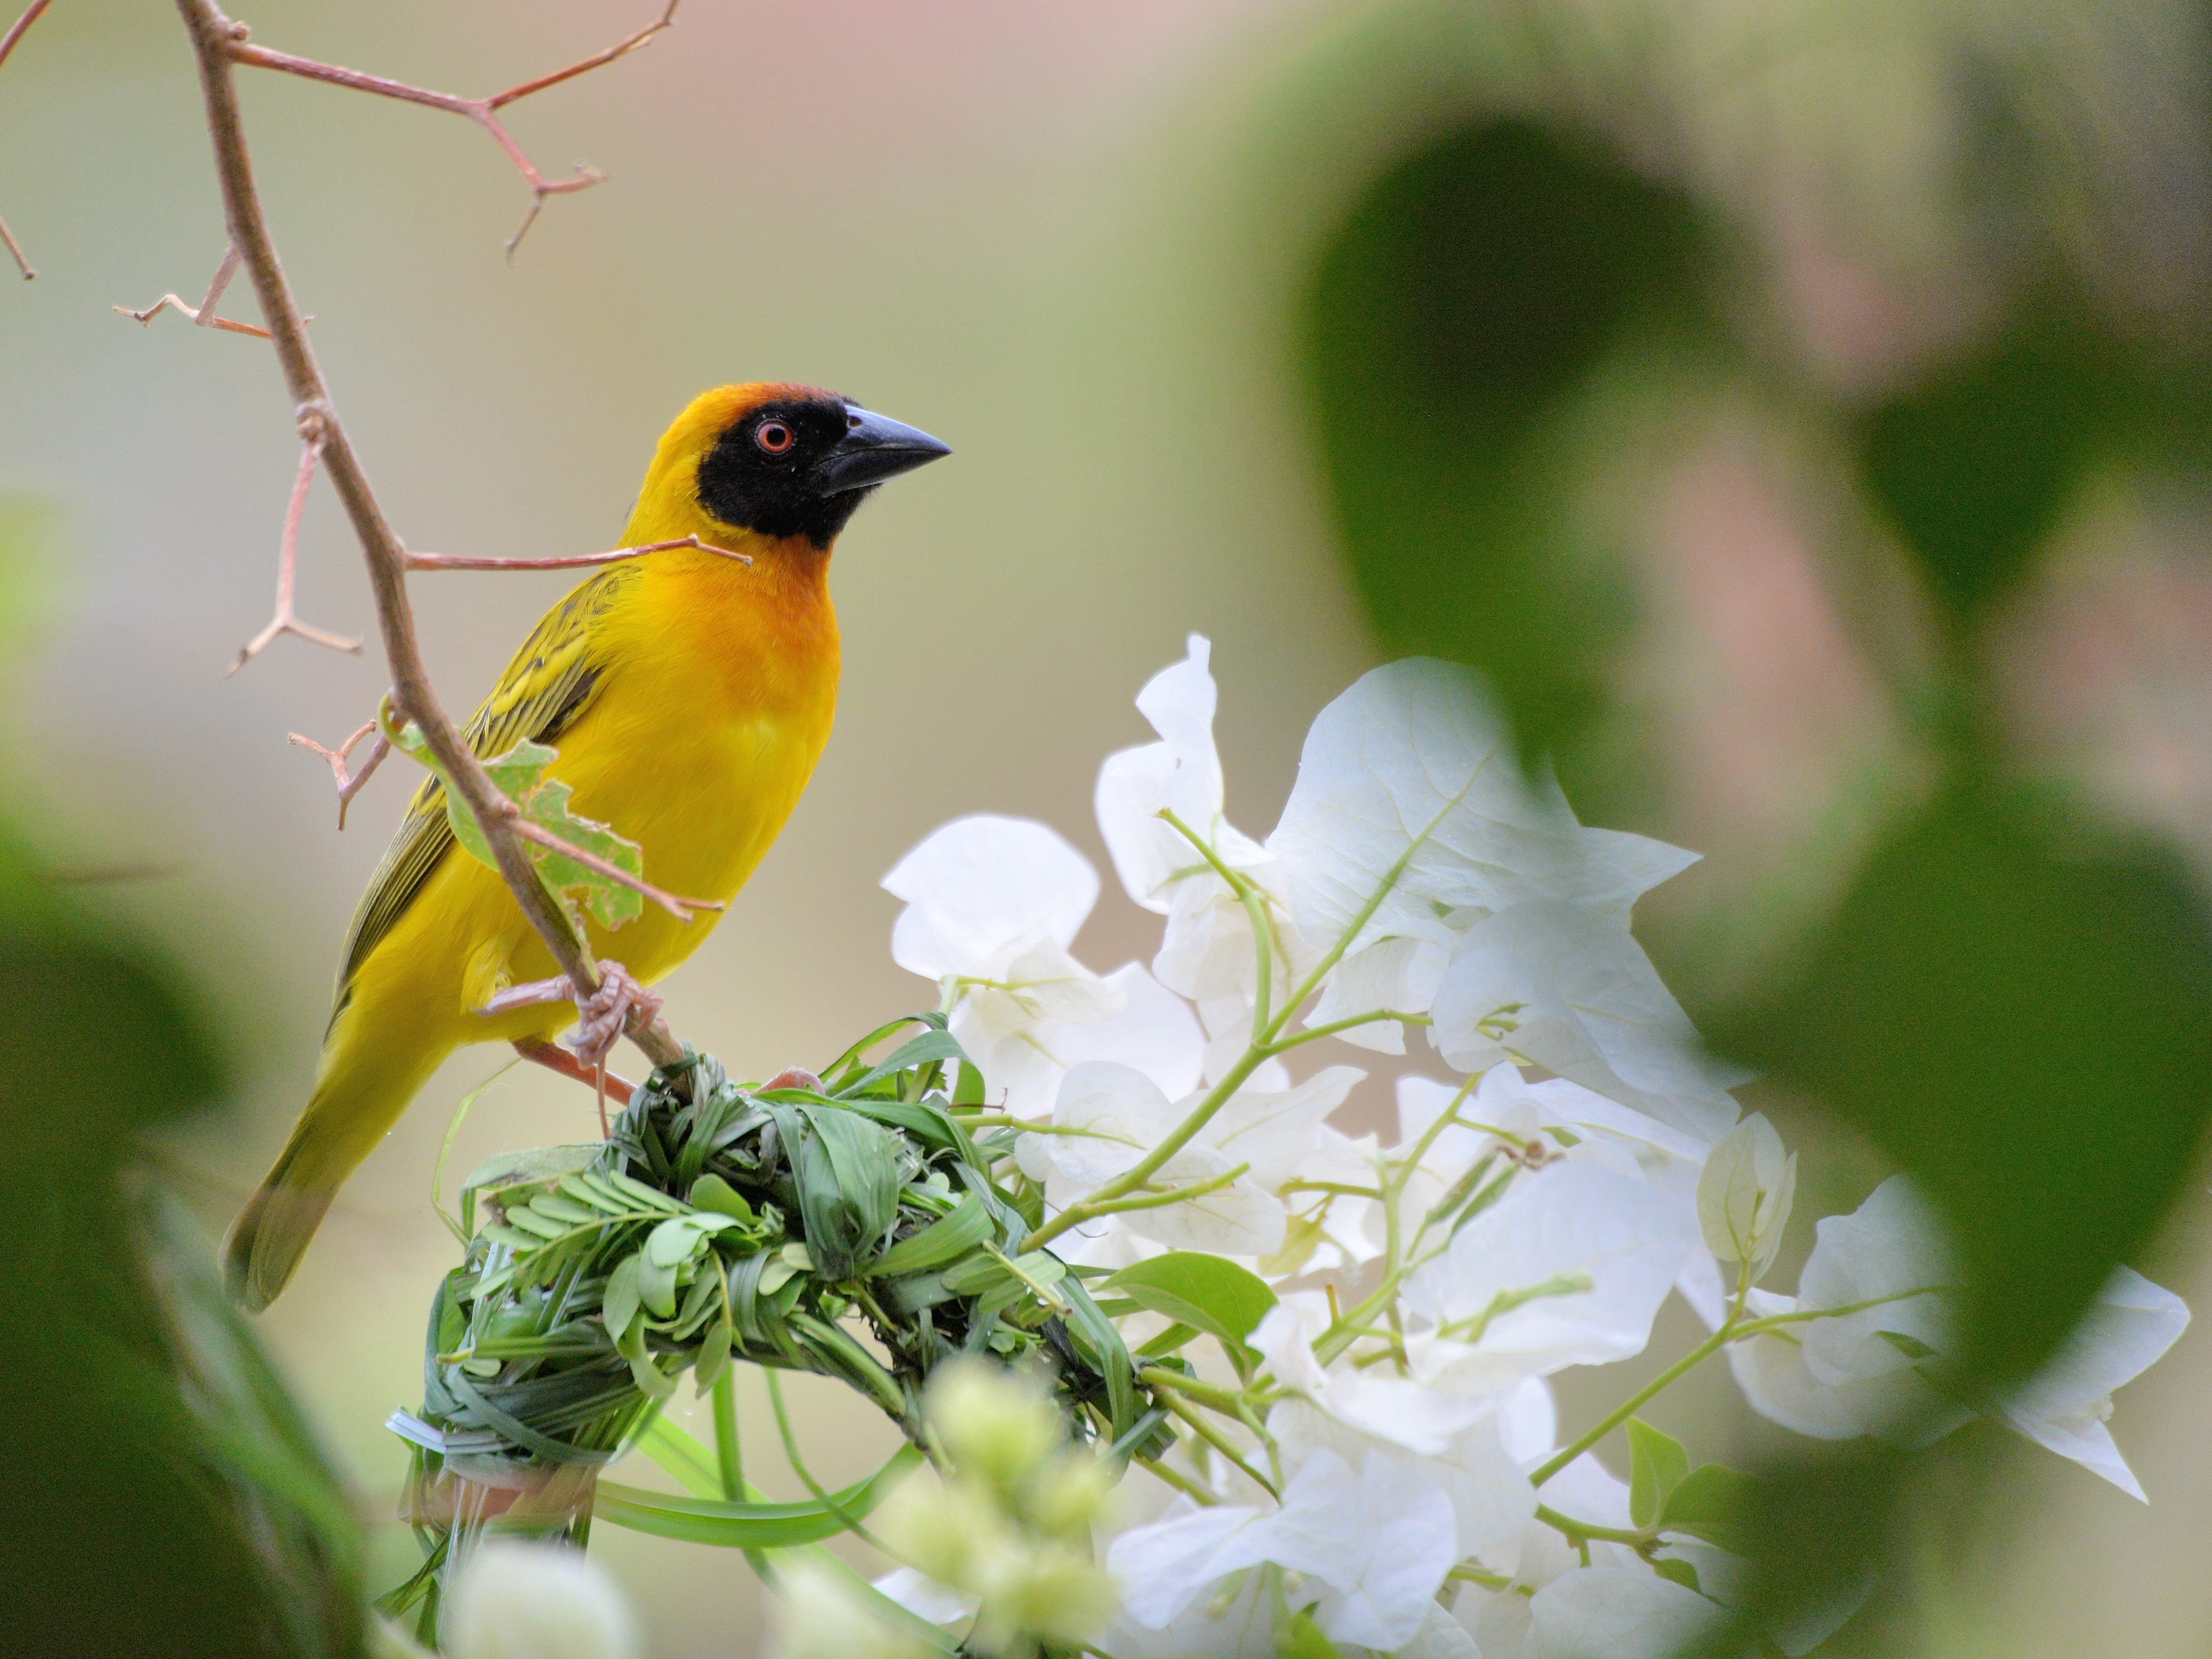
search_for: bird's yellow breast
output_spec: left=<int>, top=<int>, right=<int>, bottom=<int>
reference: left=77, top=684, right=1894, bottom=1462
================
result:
left=351, top=533, right=839, bottom=1053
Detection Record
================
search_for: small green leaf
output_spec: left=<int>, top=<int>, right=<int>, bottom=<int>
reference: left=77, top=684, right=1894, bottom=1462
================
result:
left=1275, top=1609, right=1344, bottom=1659
left=693, top=1320, right=732, bottom=1395
left=1658, top=1462, right=1758, bottom=1556
left=1105, top=1252, right=1279, bottom=1365
left=615, top=1310, right=676, bottom=1401
left=1651, top=1555, right=1701, bottom=1594
left=604, top=1255, right=643, bottom=1342
left=1875, top=1328, right=1937, bottom=1360
left=639, top=1252, right=680, bottom=1320
left=688, top=1173, right=754, bottom=1221
left=1627, top=1418, right=1691, bottom=1529
left=646, top=1217, right=705, bottom=1268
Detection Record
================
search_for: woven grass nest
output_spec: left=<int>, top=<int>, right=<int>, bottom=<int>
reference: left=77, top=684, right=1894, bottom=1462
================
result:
left=381, top=1016, right=1160, bottom=1617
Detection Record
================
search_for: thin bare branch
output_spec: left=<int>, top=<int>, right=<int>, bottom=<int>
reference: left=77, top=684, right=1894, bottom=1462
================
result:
left=0, top=211, right=29, bottom=281
left=288, top=720, right=389, bottom=829
left=228, top=434, right=361, bottom=673
left=0, top=0, right=50, bottom=70
left=173, top=0, right=685, bottom=1072
left=0, top=0, right=56, bottom=279
left=114, top=243, right=273, bottom=337
left=404, top=533, right=749, bottom=573
left=226, top=1, right=680, bottom=258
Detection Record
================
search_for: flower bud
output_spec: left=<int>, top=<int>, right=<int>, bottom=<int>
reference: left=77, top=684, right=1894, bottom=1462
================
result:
left=442, top=1540, right=642, bottom=1659
left=1697, top=1112, right=1796, bottom=1276
left=925, top=1360, right=1062, bottom=1495
left=775, top=1557, right=936, bottom=1659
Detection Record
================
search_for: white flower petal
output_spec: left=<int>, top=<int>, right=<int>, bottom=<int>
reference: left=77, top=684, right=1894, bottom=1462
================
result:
left=1431, top=902, right=1744, bottom=1145
left=1213, top=1451, right=1458, bottom=1652
left=1997, top=1265, right=2188, bottom=1500
left=884, top=815, right=1099, bottom=977
left=1797, top=1177, right=1954, bottom=1386
left=1527, top=1567, right=1728, bottom=1659
left=1405, top=1162, right=1698, bottom=1393
left=1727, top=1290, right=1957, bottom=1441
left=1203, top=1065, right=1365, bottom=1192
left=1107, top=1499, right=1264, bottom=1630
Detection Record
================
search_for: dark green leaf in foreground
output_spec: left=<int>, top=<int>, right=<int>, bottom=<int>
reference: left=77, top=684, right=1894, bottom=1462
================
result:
left=1719, top=778, right=2212, bottom=1386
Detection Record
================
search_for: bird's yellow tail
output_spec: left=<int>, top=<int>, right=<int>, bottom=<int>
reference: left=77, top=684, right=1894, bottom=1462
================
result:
left=224, top=1011, right=452, bottom=1313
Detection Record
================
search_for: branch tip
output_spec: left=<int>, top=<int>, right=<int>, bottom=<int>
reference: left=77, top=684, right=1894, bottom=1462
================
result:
left=228, top=437, right=361, bottom=674
left=289, top=721, right=390, bottom=829
left=227, top=0, right=678, bottom=258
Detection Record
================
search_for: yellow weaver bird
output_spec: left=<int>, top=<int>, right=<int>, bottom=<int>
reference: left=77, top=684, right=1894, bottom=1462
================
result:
left=225, top=383, right=949, bottom=1312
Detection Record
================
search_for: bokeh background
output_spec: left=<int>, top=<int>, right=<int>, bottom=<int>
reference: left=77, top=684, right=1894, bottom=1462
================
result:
left=4, top=0, right=2212, bottom=1654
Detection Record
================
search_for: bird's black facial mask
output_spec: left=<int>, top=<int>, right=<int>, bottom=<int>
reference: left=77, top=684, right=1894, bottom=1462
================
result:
left=695, top=397, right=950, bottom=548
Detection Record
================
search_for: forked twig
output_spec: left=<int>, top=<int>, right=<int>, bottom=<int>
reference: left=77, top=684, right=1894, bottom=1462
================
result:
left=175, top=0, right=686, bottom=1072
left=0, top=0, right=56, bottom=279
left=404, top=534, right=750, bottom=573
left=115, top=243, right=272, bottom=337
left=227, top=1, right=681, bottom=257
left=229, top=428, right=361, bottom=673
left=288, top=720, right=390, bottom=829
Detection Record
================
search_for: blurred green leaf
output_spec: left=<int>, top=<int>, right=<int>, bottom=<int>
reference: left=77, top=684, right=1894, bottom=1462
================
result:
left=1306, top=117, right=1717, bottom=790
left=1658, top=1461, right=1757, bottom=1555
left=1719, top=777, right=2212, bottom=1383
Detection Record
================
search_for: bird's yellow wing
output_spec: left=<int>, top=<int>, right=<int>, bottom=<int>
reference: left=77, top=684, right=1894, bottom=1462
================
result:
left=331, top=566, right=638, bottom=1015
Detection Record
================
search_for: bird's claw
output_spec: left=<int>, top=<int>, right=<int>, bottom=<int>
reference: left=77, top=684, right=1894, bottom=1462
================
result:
left=562, top=961, right=660, bottom=1072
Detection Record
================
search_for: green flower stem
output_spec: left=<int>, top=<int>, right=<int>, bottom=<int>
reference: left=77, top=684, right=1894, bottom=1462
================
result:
left=1529, top=1326, right=1736, bottom=1489
left=1534, top=1503, right=1653, bottom=1549
left=1136, top=1454, right=1217, bottom=1507
left=1156, top=1390, right=1278, bottom=1499
left=1267, top=1010, right=1432, bottom=1051
left=1137, top=1366, right=1251, bottom=1416
left=1158, top=808, right=1278, bottom=1042
left=1027, top=1143, right=1261, bottom=1249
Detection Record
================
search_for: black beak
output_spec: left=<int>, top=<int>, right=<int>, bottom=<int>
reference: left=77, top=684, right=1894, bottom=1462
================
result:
left=817, top=406, right=952, bottom=494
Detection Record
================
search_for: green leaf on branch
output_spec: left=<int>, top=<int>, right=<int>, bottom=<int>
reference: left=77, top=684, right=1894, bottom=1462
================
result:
left=1626, top=1417, right=1690, bottom=1529
left=382, top=718, right=645, bottom=930
left=1658, top=1461, right=1757, bottom=1556
left=1106, top=1252, right=1278, bottom=1370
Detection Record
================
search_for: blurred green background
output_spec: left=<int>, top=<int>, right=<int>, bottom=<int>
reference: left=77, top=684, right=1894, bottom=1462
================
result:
left=4, top=0, right=2212, bottom=1654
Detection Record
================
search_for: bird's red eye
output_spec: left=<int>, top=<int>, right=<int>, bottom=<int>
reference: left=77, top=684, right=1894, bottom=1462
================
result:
left=756, top=420, right=794, bottom=454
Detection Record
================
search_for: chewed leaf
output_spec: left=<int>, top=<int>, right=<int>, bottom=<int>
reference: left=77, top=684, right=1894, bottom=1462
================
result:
left=382, top=716, right=646, bottom=931
left=521, top=771, right=645, bottom=930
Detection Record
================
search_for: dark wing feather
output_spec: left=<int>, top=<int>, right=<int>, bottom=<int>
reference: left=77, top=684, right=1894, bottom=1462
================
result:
left=329, top=568, right=635, bottom=1019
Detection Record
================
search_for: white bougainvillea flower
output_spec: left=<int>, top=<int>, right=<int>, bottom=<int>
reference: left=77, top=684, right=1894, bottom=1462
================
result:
left=1107, top=1450, right=1458, bottom=1652
left=1525, top=1566, right=1728, bottom=1659
left=1095, top=637, right=1311, bottom=1040
left=1029, top=1061, right=1363, bottom=1257
left=1253, top=1293, right=1537, bottom=1560
left=1429, top=900, right=1746, bottom=1144
left=1728, top=1177, right=1963, bottom=1442
left=1266, top=659, right=1697, bottom=1055
left=1404, top=1160, right=1698, bottom=1395
left=1794, top=1177, right=1954, bottom=1388
left=1996, top=1265, right=2189, bottom=1500
left=884, top=815, right=1138, bottom=1115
